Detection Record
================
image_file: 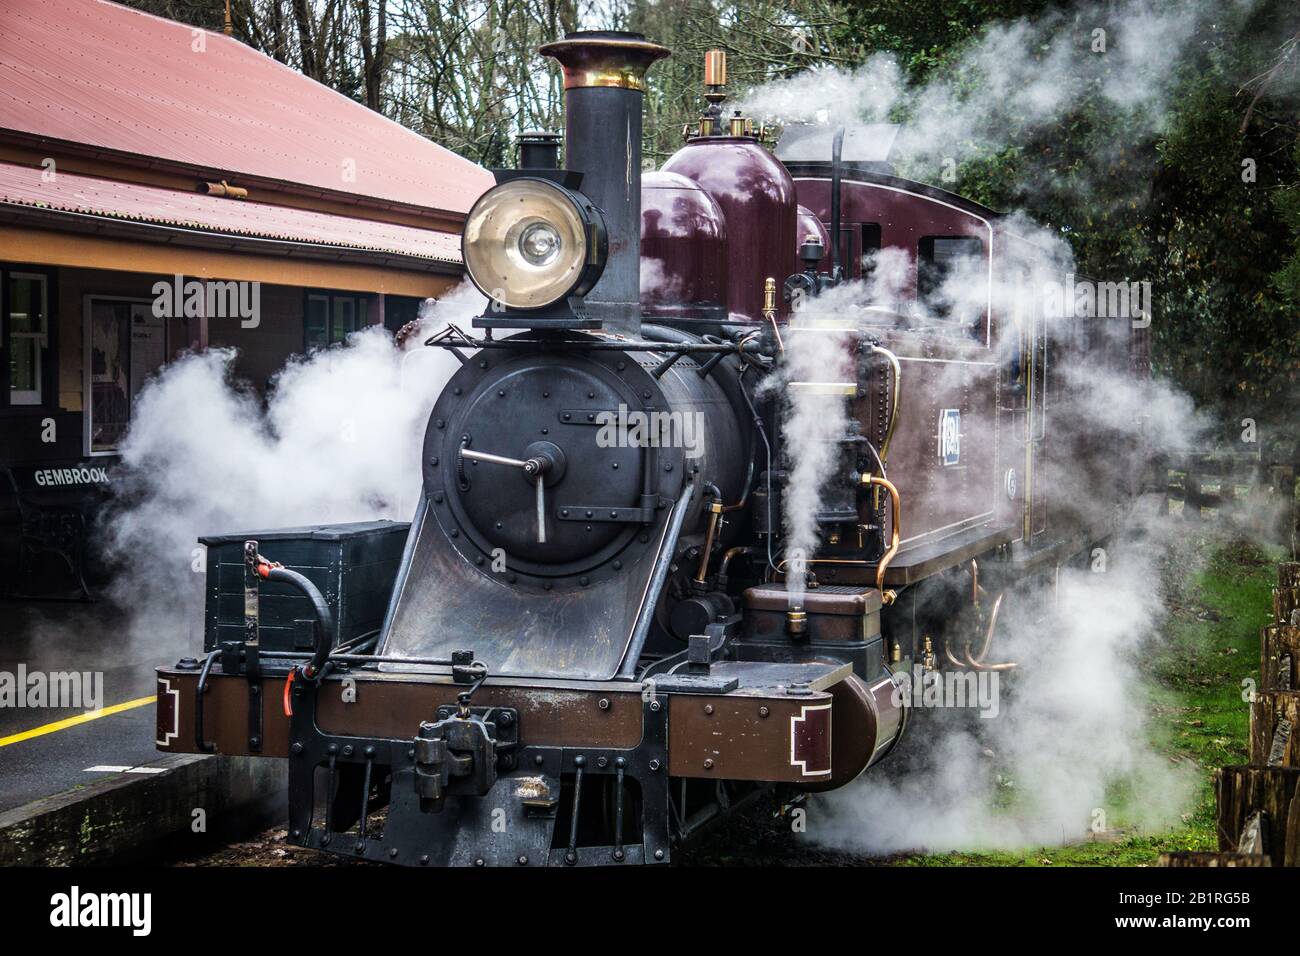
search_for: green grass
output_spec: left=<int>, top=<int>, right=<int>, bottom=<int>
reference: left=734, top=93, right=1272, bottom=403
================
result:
left=901, top=530, right=1281, bottom=867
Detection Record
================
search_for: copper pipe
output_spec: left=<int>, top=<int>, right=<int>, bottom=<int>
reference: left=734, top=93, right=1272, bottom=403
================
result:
left=718, top=546, right=751, bottom=577
left=860, top=474, right=900, bottom=604
left=770, top=472, right=902, bottom=602
left=694, top=500, right=724, bottom=585
left=970, top=558, right=980, bottom=609
left=944, top=642, right=968, bottom=668
left=965, top=591, right=1017, bottom=671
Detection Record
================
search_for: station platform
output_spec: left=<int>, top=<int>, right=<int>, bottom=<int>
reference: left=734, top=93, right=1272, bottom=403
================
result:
left=0, top=600, right=173, bottom=813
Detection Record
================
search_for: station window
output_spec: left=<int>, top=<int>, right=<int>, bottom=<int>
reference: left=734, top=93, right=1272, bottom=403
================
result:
left=6, top=272, right=49, bottom=406
left=383, top=295, right=425, bottom=334
left=305, top=292, right=370, bottom=349
left=917, top=236, right=985, bottom=325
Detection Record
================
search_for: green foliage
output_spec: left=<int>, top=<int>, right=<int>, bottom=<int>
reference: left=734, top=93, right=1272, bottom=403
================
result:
left=833, top=0, right=1300, bottom=449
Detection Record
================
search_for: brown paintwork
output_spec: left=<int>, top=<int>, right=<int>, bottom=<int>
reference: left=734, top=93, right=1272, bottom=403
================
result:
left=743, top=583, right=882, bottom=644
left=801, top=673, right=899, bottom=791
left=156, top=668, right=644, bottom=757
left=159, top=664, right=864, bottom=785
left=667, top=690, right=833, bottom=783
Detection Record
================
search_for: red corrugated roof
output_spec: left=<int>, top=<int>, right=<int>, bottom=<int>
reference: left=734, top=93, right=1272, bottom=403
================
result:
left=0, top=0, right=493, bottom=215
left=0, top=160, right=462, bottom=262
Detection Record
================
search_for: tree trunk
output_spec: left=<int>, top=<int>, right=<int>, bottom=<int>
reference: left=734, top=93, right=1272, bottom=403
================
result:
left=1214, top=765, right=1300, bottom=867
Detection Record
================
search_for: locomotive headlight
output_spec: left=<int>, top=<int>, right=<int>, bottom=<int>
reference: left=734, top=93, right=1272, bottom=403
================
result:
left=462, top=178, right=608, bottom=310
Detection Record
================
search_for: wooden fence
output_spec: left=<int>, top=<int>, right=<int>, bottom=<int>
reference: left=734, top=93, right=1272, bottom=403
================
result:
left=1161, top=562, right=1300, bottom=866
left=1164, top=453, right=1298, bottom=554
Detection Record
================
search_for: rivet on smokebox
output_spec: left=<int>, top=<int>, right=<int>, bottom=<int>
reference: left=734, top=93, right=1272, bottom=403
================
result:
left=598, top=697, right=610, bottom=710
left=759, top=706, right=770, bottom=718
left=703, top=704, right=714, bottom=715
left=703, top=759, right=714, bottom=770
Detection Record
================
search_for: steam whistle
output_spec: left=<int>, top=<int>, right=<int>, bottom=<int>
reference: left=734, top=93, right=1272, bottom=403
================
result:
left=701, top=49, right=727, bottom=136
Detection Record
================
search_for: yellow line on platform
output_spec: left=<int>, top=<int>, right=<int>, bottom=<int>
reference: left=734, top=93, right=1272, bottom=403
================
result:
left=0, top=696, right=154, bottom=748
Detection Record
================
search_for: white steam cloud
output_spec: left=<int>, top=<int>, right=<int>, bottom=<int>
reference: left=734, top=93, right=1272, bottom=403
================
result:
left=810, top=518, right=1200, bottom=853
left=99, top=283, right=484, bottom=654
left=739, top=0, right=1242, bottom=203
left=771, top=326, right=856, bottom=607
left=739, top=0, right=1254, bottom=854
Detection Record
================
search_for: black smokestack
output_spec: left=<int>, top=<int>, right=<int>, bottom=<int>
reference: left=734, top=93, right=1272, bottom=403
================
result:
left=541, top=31, right=669, bottom=336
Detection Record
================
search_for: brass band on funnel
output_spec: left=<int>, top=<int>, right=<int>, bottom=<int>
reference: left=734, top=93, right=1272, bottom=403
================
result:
left=540, top=35, right=670, bottom=90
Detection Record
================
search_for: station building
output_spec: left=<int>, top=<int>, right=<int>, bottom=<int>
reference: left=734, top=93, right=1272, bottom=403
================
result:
left=0, top=0, right=490, bottom=596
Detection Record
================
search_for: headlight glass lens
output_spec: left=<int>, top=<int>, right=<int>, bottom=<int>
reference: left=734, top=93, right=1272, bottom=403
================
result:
left=463, top=179, right=590, bottom=309
left=519, top=221, right=561, bottom=267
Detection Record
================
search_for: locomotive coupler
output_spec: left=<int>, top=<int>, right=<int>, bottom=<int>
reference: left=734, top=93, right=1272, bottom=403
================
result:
left=412, top=704, right=518, bottom=813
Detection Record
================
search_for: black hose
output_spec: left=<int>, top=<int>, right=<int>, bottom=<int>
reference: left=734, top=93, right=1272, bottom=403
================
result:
left=264, top=566, right=335, bottom=680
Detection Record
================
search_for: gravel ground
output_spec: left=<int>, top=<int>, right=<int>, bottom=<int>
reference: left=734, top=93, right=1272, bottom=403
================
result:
left=175, top=797, right=891, bottom=867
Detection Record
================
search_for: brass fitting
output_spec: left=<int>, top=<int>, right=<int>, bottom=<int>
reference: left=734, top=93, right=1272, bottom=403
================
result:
left=763, top=277, right=777, bottom=321
left=786, top=606, right=808, bottom=638
left=693, top=498, right=725, bottom=585
left=704, top=49, right=727, bottom=87
left=921, top=635, right=936, bottom=672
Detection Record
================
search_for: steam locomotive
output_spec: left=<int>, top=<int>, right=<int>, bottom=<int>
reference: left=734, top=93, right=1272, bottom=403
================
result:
left=154, top=32, right=1150, bottom=865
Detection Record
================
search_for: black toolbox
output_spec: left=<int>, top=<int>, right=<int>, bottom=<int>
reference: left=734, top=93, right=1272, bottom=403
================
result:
left=200, top=520, right=410, bottom=653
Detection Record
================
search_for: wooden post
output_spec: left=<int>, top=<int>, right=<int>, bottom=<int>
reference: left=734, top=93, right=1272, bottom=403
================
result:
left=1185, top=465, right=1204, bottom=522
left=1261, top=624, right=1300, bottom=693
left=1249, top=691, right=1300, bottom=767
left=1279, top=563, right=1300, bottom=624
left=1160, top=851, right=1271, bottom=867
left=1214, top=766, right=1300, bottom=867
